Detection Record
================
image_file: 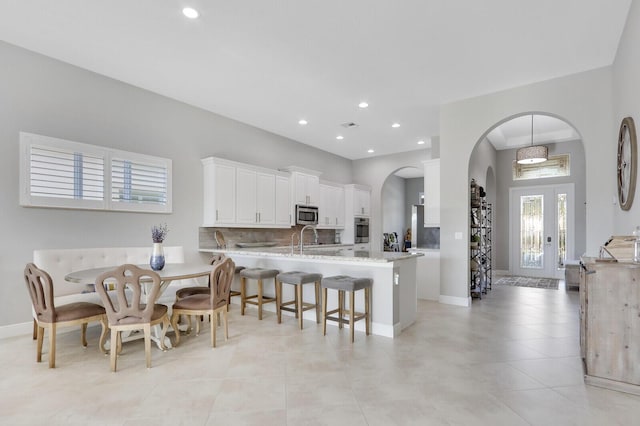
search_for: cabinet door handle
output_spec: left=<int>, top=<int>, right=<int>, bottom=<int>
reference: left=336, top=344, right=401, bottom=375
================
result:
left=259, top=212, right=261, bottom=222
left=216, top=210, right=219, bottom=221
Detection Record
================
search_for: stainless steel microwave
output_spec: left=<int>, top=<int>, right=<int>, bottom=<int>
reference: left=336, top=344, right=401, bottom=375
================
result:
left=296, top=205, right=319, bottom=225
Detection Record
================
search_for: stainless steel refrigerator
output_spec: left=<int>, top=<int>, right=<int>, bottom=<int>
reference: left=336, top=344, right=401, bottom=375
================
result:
left=411, top=204, right=440, bottom=249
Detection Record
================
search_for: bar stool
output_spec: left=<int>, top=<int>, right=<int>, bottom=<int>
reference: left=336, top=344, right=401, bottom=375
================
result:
left=228, top=265, right=246, bottom=310
left=275, top=271, right=322, bottom=329
left=321, top=275, right=372, bottom=342
left=240, top=268, right=280, bottom=320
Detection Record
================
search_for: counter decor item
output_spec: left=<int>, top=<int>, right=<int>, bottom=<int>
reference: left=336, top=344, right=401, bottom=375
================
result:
left=150, top=223, right=168, bottom=270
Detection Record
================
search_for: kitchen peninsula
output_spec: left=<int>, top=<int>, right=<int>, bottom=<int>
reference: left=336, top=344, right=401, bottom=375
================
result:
left=199, top=245, right=422, bottom=338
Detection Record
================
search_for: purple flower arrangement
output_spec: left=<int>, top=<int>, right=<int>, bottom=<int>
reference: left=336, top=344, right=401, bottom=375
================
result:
left=151, top=223, right=168, bottom=243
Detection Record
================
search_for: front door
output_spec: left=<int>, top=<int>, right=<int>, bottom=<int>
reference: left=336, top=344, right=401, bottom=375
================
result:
left=509, top=184, right=574, bottom=279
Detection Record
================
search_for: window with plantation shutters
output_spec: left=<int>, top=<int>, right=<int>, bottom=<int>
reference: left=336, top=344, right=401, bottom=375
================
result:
left=512, top=154, right=570, bottom=181
left=20, top=132, right=172, bottom=213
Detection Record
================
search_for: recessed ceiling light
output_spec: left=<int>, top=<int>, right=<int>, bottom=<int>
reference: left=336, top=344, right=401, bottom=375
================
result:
left=358, top=102, right=369, bottom=109
left=392, top=123, right=401, bottom=128
left=336, top=135, right=344, bottom=140
left=298, top=119, right=308, bottom=125
left=417, top=140, right=425, bottom=145
left=182, top=7, right=199, bottom=19
left=367, top=149, right=375, bottom=153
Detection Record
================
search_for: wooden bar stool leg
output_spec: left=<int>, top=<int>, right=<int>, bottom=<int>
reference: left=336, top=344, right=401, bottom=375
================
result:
left=297, top=283, right=303, bottom=329
left=294, top=287, right=299, bottom=319
left=350, top=290, right=355, bottom=343
left=315, top=281, right=321, bottom=323
left=322, top=287, right=328, bottom=335
left=365, top=287, right=371, bottom=335
left=276, top=280, right=282, bottom=324
left=257, top=279, right=264, bottom=320
left=338, top=290, right=344, bottom=329
left=240, top=277, right=246, bottom=316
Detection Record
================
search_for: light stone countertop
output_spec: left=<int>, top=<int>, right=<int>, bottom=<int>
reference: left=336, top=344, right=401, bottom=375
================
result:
left=199, top=245, right=423, bottom=263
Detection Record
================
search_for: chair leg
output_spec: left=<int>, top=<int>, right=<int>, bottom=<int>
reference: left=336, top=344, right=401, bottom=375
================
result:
left=338, top=290, right=344, bottom=329
left=276, top=280, right=282, bottom=324
left=36, top=324, right=44, bottom=363
left=160, top=317, right=170, bottom=351
left=81, top=323, right=88, bottom=347
left=211, top=310, right=217, bottom=348
left=350, top=290, right=355, bottom=343
left=365, top=287, right=371, bottom=336
left=258, top=279, right=264, bottom=320
left=195, top=315, right=201, bottom=336
left=315, top=281, right=321, bottom=323
left=170, top=312, right=181, bottom=347
left=110, top=329, right=118, bottom=372
left=32, top=319, right=37, bottom=340
left=297, top=283, right=304, bottom=329
left=241, top=277, right=246, bottom=316
left=223, top=310, right=229, bottom=341
left=144, top=324, right=151, bottom=368
left=98, top=316, right=108, bottom=354
left=49, top=323, right=56, bottom=368
left=322, top=287, right=328, bottom=336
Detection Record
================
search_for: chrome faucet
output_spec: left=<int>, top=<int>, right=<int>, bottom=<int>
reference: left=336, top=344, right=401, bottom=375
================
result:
left=290, top=232, right=299, bottom=254
left=300, top=224, right=318, bottom=254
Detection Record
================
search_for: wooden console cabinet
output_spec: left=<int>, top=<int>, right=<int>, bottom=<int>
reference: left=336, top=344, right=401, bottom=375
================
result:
left=580, top=258, right=640, bottom=395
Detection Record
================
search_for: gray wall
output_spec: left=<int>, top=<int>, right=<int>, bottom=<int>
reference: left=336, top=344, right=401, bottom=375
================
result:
left=381, top=175, right=406, bottom=244
left=495, top=140, right=586, bottom=270
left=352, top=150, right=432, bottom=251
left=404, top=177, right=424, bottom=228
left=440, top=67, right=613, bottom=304
left=0, top=41, right=353, bottom=327
left=613, top=0, right=640, bottom=234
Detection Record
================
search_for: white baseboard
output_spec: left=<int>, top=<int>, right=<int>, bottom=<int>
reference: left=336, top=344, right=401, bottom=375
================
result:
left=438, top=294, right=471, bottom=307
left=493, top=269, right=510, bottom=276
left=0, top=321, right=33, bottom=340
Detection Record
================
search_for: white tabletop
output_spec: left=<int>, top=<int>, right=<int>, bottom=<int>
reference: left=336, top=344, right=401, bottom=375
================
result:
left=64, top=263, right=213, bottom=284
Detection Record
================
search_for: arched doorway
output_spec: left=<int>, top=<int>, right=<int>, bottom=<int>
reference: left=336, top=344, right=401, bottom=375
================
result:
left=469, top=112, right=585, bottom=284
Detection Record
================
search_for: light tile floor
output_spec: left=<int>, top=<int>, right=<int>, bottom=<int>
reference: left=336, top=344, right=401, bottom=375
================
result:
left=2, top=283, right=640, bottom=425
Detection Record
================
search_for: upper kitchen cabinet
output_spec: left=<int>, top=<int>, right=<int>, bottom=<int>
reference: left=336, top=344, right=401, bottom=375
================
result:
left=282, top=166, right=321, bottom=206
left=236, top=167, right=276, bottom=225
left=319, top=182, right=345, bottom=228
left=423, top=159, right=440, bottom=226
left=345, top=184, right=371, bottom=217
left=202, top=157, right=236, bottom=226
left=274, top=175, right=291, bottom=226
left=202, top=157, right=291, bottom=228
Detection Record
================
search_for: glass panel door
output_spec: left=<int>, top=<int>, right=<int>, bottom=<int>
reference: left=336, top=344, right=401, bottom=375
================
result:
left=510, top=184, right=573, bottom=279
left=520, top=195, right=544, bottom=269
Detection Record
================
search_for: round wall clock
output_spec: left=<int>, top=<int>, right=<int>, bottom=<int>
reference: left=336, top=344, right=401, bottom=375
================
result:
left=617, top=116, right=637, bottom=211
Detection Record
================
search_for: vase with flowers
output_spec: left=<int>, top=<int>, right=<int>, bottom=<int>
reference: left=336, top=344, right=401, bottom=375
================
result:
left=150, top=223, right=168, bottom=271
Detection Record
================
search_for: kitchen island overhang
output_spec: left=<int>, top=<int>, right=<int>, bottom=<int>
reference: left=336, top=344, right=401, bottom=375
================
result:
left=199, top=247, right=422, bottom=338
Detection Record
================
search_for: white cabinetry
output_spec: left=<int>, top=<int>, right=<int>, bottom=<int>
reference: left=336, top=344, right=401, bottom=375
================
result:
left=202, top=157, right=290, bottom=228
left=319, top=183, right=345, bottom=228
left=345, top=184, right=370, bottom=217
left=236, top=167, right=276, bottom=225
left=282, top=167, right=321, bottom=206
left=343, top=184, right=371, bottom=244
left=202, top=158, right=236, bottom=226
left=275, top=175, right=291, bottom=226
left=423, top=159, right=440, bottom=226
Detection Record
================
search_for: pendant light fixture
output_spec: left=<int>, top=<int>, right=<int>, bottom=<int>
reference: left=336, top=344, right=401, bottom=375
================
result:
left=516, top=114, right=548, bottom=164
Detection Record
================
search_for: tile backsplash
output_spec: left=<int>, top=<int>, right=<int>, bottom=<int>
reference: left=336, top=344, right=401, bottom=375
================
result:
left=199, top=226, right=339, bottom=249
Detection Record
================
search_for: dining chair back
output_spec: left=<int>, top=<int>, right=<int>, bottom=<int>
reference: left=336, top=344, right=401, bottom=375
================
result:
left=170, top=257, right=236, bottom=348
left=95, top=264, right=170, bottom=371
left=24, top=263, right=107, bottom=368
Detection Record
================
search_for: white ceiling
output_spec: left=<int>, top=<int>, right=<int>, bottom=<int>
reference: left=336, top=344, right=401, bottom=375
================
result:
left=0, top=1, right=631, bottom=159
left=485, top=114, right=581, bottom=150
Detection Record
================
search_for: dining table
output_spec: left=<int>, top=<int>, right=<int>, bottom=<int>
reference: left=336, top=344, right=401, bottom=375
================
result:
left=65, top=262, right=213, bottom=349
